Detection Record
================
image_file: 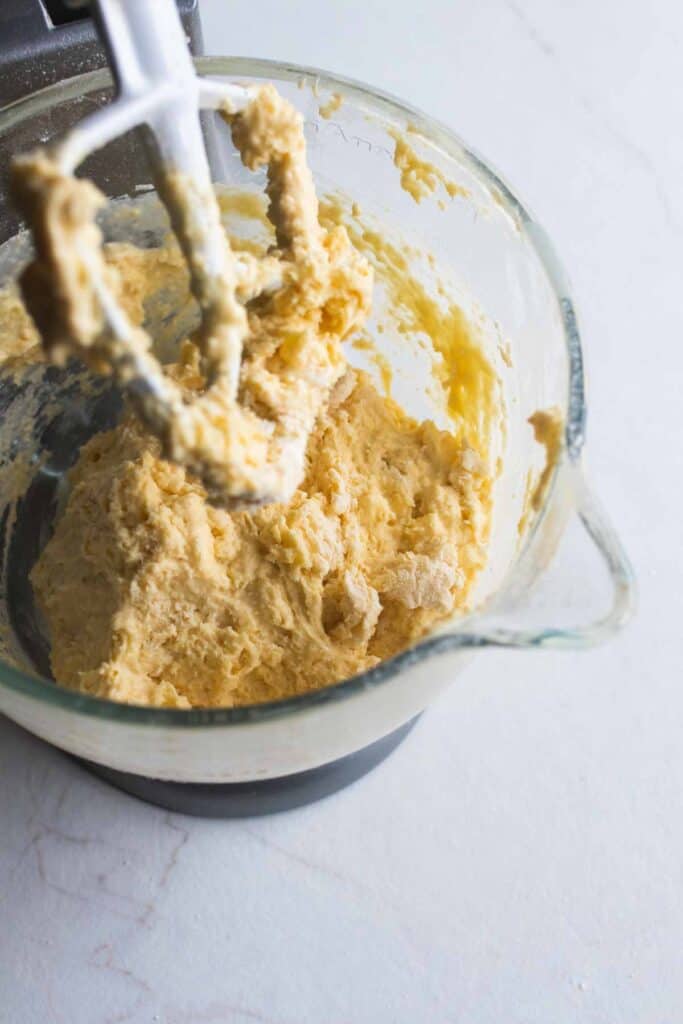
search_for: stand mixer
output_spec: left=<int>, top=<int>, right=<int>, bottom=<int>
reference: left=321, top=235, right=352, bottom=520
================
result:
left=0, top=11, right=635, bottom=816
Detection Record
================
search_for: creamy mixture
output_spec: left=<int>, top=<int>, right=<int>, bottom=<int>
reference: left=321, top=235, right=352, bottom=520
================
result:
left=30, top=355, right=489, bottom=707
left=3, top=84, right=500, bottom=708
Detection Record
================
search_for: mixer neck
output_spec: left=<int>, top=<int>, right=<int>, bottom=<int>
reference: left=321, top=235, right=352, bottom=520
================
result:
left=0, top=0, right=203, bottom=108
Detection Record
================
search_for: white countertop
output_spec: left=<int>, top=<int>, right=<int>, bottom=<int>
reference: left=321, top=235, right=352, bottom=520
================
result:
left=2, top=1, right=681, bottom=1021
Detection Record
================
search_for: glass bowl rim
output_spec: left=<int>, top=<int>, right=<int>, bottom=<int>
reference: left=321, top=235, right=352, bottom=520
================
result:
left=0, top=55, right=584, bottom=728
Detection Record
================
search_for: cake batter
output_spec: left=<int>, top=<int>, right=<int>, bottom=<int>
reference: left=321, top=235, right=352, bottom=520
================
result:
left=5, top=83, right=497, bottom=708
left=30, top=354, right=490, bottom=707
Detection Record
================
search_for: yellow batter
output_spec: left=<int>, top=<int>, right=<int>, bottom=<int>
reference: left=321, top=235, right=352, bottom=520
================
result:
left=0, top=209, right=496, bottom=707
left=29, top=349, right=489, bottom=707
left=0, top=198, right=497, bottom=707
left=391, top=129, right=467, bottom=205
left=5, top=81, right=501, bottom=708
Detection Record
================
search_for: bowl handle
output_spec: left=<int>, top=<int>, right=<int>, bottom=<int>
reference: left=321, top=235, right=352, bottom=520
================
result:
left=560, top=464, right=636, bottom=644
left=447, top=461, right=636, bottom=651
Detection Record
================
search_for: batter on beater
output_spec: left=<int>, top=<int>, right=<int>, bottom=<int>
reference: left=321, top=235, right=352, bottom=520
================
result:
left=12, top=85, right=372, bottom=507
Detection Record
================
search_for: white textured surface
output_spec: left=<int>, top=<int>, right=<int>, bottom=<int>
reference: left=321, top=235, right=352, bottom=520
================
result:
left=1, top=1, right=681, bottom=1020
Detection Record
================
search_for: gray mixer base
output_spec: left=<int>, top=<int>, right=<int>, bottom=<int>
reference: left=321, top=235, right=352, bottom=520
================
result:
left=73, top=716, right=419, bottom=817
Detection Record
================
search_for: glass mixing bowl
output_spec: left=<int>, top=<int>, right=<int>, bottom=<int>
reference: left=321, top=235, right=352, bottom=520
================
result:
left=0, top=58, right=635, bottom=785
